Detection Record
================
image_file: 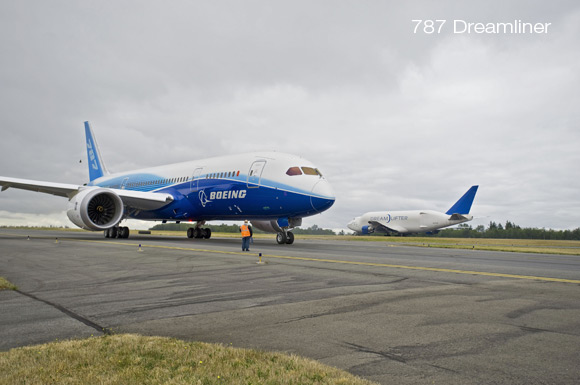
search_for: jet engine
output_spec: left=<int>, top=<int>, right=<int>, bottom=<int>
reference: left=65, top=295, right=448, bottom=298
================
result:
left=361, top=225, right=374, bottom=235
left=67, top=188, right=124, bottom=230
left=251, top=219, right=283, bottom=233
left=251, top=217, right=302, bottom=233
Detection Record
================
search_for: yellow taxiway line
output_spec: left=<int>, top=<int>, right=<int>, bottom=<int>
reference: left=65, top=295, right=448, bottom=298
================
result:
left=6, top=234, right=580, bottom=284
left=70, top=238, right=580, bottom=284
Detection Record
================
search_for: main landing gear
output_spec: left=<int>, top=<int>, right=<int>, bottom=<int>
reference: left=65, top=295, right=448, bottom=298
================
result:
left=276, top=231, right=295, bottom=245
left=104, top=226, right=130, bottom=239
left=187, top=226, right=212, bottom=239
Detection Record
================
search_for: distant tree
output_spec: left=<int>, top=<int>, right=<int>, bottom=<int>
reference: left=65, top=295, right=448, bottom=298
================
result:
left=150, top=222, right=241, bottom=232
left=292, top=225, right=335, bottom=235
left=147, top=220, right=580, bottom=240
left=424, top=220, right=580, bottom=240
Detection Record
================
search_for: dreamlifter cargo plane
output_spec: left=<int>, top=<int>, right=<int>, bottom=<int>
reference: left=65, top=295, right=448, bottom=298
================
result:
left=0, top=122, right=335, bottom=244
left=347, top=186, right=478, bottom=236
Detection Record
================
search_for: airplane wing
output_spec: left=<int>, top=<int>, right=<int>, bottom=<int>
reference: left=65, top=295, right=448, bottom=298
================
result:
left=368, top=220, right=407, bottom=234
left=1, top=176, right=79, bottom=198
left=113, top=189, right=173, bottom=210
left=0, top=176, right=173, bottom=210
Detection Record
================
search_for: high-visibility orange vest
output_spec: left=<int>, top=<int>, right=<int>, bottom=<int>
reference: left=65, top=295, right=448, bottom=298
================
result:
left=240, top=224, right=251, bottom=237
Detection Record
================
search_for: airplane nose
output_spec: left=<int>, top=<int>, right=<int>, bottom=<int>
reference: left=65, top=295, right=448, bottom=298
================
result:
left=310, top=179, right=335, bottom=213
left=347, top=219, right=358, bottom=231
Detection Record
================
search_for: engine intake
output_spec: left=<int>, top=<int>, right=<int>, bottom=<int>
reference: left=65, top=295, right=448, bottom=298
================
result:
left=361, top=225, right=374, bottom=235
left=67, top=188, right=124, bottom=230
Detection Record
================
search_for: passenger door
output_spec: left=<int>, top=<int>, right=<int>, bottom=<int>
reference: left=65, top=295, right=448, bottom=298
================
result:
left=190, top=167, right=203, bottom=193
left=247, top=160, right=266, bottom=188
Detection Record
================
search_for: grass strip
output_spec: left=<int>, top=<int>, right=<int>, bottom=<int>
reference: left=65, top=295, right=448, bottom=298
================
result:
left=0, top=277, right=17, bottom=291
left=147, top=231, right=580, bottom=255
left=0, top=334, right=377, bottom=385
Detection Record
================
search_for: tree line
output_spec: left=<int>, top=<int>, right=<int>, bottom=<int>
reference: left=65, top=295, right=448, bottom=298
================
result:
left=149, top=223, right=335, bottom=235
left=426, top=221, right=580, bottom=240
left=150, top=221, right=580, bottom=240
left=150, top=223, right=241, bottom=233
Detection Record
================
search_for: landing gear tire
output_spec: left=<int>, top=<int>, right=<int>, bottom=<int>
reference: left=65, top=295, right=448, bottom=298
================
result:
left=118, top=226, right=130, bottom=239
left=105, top=226, right=129, bottom=239
left=285, top=231, right=294, bottom=244
left=187, top=227, right=211, bottom=239
left=276, top=232, right=287, bottom=244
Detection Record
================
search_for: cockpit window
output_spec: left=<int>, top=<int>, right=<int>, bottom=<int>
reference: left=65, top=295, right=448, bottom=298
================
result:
left=287, top=166, right=323, bottom=176
left=286, top=167, right=302, bottom=176
left=301, top=167, right=322, bottom=176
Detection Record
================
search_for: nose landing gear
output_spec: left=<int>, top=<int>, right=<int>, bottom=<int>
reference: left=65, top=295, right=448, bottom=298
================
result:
left=276, top=231, right=294, bottom=244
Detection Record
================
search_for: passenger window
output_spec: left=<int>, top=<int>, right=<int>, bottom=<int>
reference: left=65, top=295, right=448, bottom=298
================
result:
left=286, top=167, right=302, bottom=176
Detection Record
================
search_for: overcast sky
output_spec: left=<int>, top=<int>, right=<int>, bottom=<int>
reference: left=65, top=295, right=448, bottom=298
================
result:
left=1, top=1, right=579, bottom=231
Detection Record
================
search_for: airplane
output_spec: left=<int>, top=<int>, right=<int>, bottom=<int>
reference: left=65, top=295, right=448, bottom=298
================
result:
left=0, top=122, right=335, bottom=244
left=347, top=185, right=478, bottom=235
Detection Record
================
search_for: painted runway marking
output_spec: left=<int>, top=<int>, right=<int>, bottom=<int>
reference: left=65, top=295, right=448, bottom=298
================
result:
left=8, top=234, right=580, bottom=284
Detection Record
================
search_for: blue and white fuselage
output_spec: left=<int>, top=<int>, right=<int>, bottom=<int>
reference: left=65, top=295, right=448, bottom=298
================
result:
left=89, top=152, right=334, bottom=223
left=0, top=122, right=335, bottom=244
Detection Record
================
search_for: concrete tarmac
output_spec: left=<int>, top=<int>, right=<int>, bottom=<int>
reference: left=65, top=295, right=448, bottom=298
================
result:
left=1, top=229, right=580, bottom=384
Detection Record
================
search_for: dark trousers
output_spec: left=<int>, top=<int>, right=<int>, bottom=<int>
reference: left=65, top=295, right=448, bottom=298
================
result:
left=242, top=236, right=251, bottom=250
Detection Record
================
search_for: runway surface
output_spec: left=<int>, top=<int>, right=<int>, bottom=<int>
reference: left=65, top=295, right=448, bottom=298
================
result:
left=1, top=229, right=580, bottom=384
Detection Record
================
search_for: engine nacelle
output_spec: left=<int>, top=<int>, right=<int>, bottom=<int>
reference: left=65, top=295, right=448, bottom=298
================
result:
left=67, top=188, right=124, bottom=230
left=251, top=219, right=282, bottom=233
left=361, top=225, right=374, bottom=235
left=251, top=217, right=302, bottom=233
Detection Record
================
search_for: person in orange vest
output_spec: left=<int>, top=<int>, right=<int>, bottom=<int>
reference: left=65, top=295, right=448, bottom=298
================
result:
left=239, top=220, right=253, bottom=251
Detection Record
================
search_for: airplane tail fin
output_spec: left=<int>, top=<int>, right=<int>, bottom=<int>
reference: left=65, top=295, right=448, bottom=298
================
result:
left=445, top=185, right=478, bottom=215
left=84, top=121, right=109, bottom=181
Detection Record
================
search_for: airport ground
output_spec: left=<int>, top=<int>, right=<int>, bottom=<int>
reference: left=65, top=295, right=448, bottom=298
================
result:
left=1, top=229, right=579, bottom=384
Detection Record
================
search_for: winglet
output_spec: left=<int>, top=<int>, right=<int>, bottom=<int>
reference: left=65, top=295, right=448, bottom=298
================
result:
left=445, top=185, right=479, bottom=215
left=84, top=121, right=109, bottom=181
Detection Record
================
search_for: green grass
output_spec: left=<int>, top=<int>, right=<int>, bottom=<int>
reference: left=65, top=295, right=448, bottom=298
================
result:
left=0, top=277, right=17, bottom=291
left=0, top=334, right=377, bottom=385
left=145, top=231, right=580, bottom=255
left=380, top=237, right=580, bottom=255
left=4, top=226, right=579, bottom=255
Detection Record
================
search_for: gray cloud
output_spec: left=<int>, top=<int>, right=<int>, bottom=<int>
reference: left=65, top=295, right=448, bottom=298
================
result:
left=1, top=1, right=579, bottom=231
